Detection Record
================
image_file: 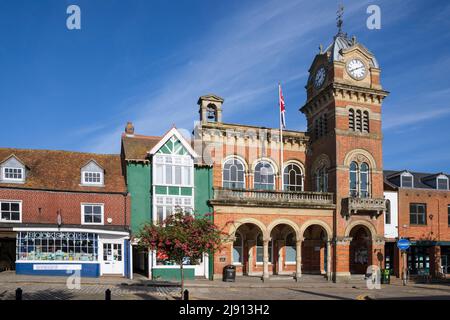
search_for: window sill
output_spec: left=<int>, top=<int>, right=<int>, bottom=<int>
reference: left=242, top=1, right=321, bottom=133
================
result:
left=0, top=220, right=22, bottom=223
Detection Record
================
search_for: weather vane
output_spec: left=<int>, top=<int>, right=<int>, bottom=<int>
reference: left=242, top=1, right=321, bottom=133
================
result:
left=336, top=4, right=344, bottom=36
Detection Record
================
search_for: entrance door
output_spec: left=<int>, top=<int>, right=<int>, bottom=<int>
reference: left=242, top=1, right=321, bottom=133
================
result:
left=102, top=243, right=123, bottom=275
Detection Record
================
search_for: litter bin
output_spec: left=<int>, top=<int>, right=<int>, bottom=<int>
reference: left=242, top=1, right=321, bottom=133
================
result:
left=381, top=269, right=390, bottom=284
left=223, top=265, right=236, bottom=282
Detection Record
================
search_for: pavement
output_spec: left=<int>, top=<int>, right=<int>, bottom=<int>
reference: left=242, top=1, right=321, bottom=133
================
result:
left=1, top=271, right=449, bottom=300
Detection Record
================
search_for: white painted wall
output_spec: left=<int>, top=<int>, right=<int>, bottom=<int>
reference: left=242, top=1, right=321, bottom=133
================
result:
left=384, top=191, right=398, bottom=239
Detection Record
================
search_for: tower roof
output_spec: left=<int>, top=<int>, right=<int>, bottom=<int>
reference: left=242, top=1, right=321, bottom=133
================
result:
left=324, top=34, right=379, bottom=69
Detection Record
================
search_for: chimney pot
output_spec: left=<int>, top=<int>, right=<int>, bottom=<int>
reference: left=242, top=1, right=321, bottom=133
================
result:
left=125, top=122, right=135, bottom=135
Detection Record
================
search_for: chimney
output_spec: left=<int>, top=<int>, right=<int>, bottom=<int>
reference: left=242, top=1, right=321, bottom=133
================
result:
left=125, top=122, right=135, bottom=135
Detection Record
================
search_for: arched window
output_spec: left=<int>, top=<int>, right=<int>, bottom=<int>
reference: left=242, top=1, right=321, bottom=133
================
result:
left=349, top=109, right=355, bottom=130
left=223, top=158, right=245, bottom=189
left=254, top=161, right=275, bottom=190
left=349, top=161, right=358, bottom=197
left=360, top=163, right=369, bottom=198
left=232, top=232, right=243, bottom=264
left=256, top=233, right=272, bottom=264
left=315, top=167, right=328, bottom=192
left=356, top=110, right=362, bottom=131
left=363, top=111, right=370, bottom=133
left=283, top=163, right=303, bottom=191
left=285, top=233, right=296, bottom=263
left=349, top=161, right=370, bottom=198
left=385, top=199, right=391, bottom=224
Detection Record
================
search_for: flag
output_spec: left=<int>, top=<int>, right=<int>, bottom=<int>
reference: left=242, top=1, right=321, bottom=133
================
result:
left=279, top=84, right=286, bottom=129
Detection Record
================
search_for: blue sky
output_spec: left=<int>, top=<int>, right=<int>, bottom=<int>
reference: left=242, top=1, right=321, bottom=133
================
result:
left=0, top=0, right=449, bottom=172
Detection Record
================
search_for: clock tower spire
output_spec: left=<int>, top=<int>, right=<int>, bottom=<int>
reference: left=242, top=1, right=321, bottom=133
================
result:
left=300, top=12, right=389, bottom=281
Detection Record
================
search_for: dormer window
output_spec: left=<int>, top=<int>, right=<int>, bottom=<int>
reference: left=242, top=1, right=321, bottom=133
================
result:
left=81, top=160, right=104, bottom=186
left=0, top=155, right=26, bottom=184
left=83, top=172, right=102, bottom=184
left=3, top=167, right=24, bottom=181
left=437, top=175, right=449, bottom=190
left=400, top=172, right=414, bottom=188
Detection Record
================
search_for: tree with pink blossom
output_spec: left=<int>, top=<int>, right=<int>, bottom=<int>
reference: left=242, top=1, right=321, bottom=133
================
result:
left=138, top=208, right=228, bottom=298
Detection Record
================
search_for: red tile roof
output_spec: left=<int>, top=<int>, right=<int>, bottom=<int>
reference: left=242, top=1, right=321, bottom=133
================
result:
left=0, top=148, right=127, bottom=193
left=121, top=133, right=161, bottom=161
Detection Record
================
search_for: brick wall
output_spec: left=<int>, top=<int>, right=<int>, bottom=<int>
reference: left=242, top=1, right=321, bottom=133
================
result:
left=0, top=188, right=130, bottom=227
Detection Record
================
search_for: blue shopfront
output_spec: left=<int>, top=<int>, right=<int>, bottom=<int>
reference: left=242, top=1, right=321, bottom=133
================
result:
left=13, top=228, right=132, bottom=278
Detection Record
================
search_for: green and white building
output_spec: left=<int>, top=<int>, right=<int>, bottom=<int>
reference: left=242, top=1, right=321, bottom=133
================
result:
left=121, top=123, right=213, bottom=280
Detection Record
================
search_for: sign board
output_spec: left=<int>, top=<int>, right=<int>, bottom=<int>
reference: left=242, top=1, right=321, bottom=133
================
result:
left=397, top=238, right=410, bottom=251
left=33, top=264, right=82, bottom=271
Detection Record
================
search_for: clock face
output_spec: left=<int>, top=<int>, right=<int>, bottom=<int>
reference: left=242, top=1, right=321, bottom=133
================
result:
left=314, top=66, right=326, bottom=89
left=347, top=59, right=367, bottom=80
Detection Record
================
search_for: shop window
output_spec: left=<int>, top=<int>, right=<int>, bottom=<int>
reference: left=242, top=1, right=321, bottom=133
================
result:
left=410, top=203, right=427, bottom=225
left=16, top=231, right=98, bottom=262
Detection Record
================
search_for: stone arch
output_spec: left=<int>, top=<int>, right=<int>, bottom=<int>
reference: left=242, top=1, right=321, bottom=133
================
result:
left=228, top=218, right=269, bottom=241
left=344, top=220, right=377, bottom=240
left=267, top=219, right=301, bottom=240
left=299, top=220, right=332, bottom=241
left=222, top=154, right=249, bottom=172
left=283, top=159, right=305, bottom=174
left=343, top=149, right=377, bottom=170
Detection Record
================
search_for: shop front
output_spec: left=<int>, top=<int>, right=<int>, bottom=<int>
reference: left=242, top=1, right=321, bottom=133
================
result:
left=13, top=228, right=131, bottom=278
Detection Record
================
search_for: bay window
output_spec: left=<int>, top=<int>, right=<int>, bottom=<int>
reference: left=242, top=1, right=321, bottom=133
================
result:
left=154, top=155, right=193, bottom=186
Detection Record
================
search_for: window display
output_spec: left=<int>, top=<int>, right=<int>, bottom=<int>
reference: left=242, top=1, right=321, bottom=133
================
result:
left=16, top=231, right=98, bottom=262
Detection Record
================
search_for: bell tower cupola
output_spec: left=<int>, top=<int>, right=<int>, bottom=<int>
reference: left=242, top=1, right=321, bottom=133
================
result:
left=198, top=94, right=224, bottom=124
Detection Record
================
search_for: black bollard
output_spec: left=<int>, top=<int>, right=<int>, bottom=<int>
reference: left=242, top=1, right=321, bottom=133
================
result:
left=16, top=288, right=22, bottom=300
left=183, top=289, right=189, bottom=301
left=105, top=289, right=111, bottom=300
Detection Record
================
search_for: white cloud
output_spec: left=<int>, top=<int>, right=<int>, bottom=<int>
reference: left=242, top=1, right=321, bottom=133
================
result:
left=86, top=0, right=373, bottom=153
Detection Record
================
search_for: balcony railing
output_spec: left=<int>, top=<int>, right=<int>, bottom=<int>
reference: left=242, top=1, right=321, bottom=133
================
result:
left=211, top=187, right=335, bottom=209
left=342, top=197, right=386, bottom=217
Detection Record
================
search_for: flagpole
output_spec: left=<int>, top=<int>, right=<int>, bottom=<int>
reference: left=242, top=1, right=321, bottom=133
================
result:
left=279, top=83, right=284, bottom=191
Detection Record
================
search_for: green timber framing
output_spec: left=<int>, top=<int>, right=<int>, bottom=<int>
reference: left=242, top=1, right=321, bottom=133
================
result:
left=121, top=127, right=214, bottom=280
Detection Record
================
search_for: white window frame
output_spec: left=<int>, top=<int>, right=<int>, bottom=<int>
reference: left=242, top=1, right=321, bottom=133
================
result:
left=81, top=171, right=104, bottom=186
left=153, top=195, right=194, bottom=225
left=2, top=167, right=25, bottom=182
left=283, top=163, right=304, bottom=192
left=81, top=203, right=104, bottom=225
left=400, top=172, right=414, bottom=188
left=254, top=161, right=275, bottom=191
left=223, top=157, right=246, bottom=189
left=153, top=154, right=193, bottom=187
left=0, top=200, right=22, bottom=223
left=436, top=175, right=449, bottom=190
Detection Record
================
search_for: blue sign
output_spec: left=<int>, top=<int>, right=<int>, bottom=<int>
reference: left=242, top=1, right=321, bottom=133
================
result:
left=397, top=239, right=411, bottom=250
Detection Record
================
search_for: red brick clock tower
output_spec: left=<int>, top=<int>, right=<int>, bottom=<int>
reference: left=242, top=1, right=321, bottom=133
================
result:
left=300, top=23, right=389, bottom=281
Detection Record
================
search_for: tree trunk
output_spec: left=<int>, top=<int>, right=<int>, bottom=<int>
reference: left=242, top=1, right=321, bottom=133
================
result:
left=180, top=263, right=185, bottom=298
